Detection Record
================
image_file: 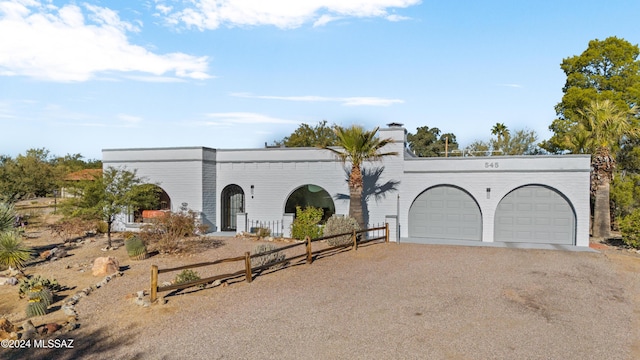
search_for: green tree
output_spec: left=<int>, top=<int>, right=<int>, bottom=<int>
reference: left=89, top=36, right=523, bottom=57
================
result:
left=322, top=125, right=397, bottom=229
left=64, top=167, right=159, bottom=247
left=274, top=120, right=338, bottom=147
left=407, top=126, right=459, bottom=157
left=541, top=36, right=640, bottom=154
left=0, top=148, right=59, bottom=202
left=490, top=128, right=540, bottom=155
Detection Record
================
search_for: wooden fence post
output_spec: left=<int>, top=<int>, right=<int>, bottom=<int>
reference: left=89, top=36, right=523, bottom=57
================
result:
left=151, top=265, right=158, bottom=303
left=385, top=222, right=389, bottom=243
left=306, top=236, right=312, bottom=264
left=352, top=229, right=357, bottom=251
left=244, top=252, right=253, bottom=283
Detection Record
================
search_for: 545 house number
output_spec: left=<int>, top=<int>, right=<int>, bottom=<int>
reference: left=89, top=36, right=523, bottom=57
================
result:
left=484, top=162, right=499, bottom=169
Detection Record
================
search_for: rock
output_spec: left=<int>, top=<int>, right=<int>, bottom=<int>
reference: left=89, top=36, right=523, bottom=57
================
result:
left=62, top=304, right=76, bottom=316
left=21, top=320, right=36, bottom=340
left=92, top=257, right=120, bottom=276
left=0, top=318, right=17, bottom=339
left=136, top=290, right=145, bottom=299
left=2, top=277, right=18, bottom=285
left=157, top=296, right=167, bottom=305
left=39, top=250, right=51, bottom=259
left=44, top=323, right=61, bottom=335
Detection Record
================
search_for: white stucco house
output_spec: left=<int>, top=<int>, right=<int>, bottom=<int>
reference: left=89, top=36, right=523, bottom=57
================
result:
left=102, top=124, right=591, bottom=248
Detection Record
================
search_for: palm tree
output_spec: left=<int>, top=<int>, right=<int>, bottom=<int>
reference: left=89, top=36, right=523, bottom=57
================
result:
left=491, top=123, right=510, bottom=155
left=577, top=100, right=639, bottom=239
left=322, top=125, right=398, bottom=229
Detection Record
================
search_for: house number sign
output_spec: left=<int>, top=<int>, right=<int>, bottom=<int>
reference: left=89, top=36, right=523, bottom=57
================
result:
left=484, top=162, right=499, bottom=169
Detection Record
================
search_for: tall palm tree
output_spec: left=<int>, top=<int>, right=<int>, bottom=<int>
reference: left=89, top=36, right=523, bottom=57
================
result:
left=323, top=125, right=398, bottom=229
left=491, top=122, right=510, bottom=154
left=577, top=100, right=639, bottom=239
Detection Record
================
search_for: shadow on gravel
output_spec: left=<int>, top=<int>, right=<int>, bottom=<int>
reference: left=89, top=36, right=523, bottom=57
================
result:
left=4, top=326, right=142, bottom=360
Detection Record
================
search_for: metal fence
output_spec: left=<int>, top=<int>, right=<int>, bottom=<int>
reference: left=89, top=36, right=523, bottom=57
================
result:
left=248, top=219, right=283, bottom=237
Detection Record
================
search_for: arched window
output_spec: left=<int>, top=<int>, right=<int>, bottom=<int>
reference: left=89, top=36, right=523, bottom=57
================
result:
left=285, top=184, right=335, bottom=223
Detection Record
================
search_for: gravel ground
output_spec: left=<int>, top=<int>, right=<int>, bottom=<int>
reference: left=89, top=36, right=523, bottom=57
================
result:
left=5, top=238, right=639, bottom=360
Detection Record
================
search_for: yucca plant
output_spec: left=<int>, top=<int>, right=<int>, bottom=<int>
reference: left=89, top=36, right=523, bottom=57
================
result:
left=0, top=202, right=16, bottom=233
left=125, top=236, right=148, bottom=260
left=0, top=232, right=32, bottom=271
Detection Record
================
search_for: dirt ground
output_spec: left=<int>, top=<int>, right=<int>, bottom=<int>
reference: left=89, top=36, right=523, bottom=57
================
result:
left=2, top=209, right=640, bottom=359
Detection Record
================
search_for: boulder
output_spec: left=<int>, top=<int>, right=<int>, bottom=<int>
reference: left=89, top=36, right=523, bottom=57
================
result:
left=0, top=318, right=17, bottom=340
left=91, top=257, right=120, bottom=277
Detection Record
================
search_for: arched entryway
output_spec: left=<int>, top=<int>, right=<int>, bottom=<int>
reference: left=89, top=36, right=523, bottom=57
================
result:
left=285, top=184, right=335, bottom=222
left=221, top=184, right=244, bottom=231
left=134, top=184, right=171, bottom=222
left=408, top=185, right=482, bottom=241
left=494, top=185, right=575, bottom=245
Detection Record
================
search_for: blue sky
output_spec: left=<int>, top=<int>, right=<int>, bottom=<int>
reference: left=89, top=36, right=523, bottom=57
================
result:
left=1, top=0, right=639, bottom=160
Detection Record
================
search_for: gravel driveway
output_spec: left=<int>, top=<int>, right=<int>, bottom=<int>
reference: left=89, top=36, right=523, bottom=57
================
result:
left=6, top=241, right=639, bottom=360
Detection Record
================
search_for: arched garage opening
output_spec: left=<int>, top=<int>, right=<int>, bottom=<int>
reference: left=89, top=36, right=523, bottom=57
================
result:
left=408, top=185, right=482, bottom=241
left=221, top=184, right=244, bottom=231
left=285, top=184, right=335, bottom=223
left=494, top=185, right=575, bottom=245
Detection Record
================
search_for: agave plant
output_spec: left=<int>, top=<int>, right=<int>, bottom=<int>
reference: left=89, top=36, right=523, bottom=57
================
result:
left=0, top=232, right=32, bottom=270
left=0, top=202, right=16, bottom=233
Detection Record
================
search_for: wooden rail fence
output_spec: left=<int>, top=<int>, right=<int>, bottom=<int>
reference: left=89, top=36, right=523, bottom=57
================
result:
left=150, top=223, right=389, bottom=302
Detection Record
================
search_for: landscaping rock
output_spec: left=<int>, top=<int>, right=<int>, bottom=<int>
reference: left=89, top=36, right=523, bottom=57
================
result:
left=44, top=323, right=61, bottom=335
left=0, top=276, right=17, bottom=285
left=92, top=256, right=120, bottom=276
left=21, top=320, right=36, bottom=340
left=0, top=318, right=17, bottom=340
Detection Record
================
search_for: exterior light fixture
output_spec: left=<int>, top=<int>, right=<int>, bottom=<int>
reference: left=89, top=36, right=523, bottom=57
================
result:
left=486, top=187, right=491, bottom=199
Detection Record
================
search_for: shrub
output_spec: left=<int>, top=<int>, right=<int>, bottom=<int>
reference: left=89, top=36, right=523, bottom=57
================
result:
left=125, top=236, right=148, bottom=260
left=255, top=227, right=271, bottom=238
left=252, top=243, right=286, bottom=269
left=0, top=232, right=32, bottom=270
left=324, top=215, right=360, bottom=246
left=290, top=206, right=324, bottom=240
left=48, top=218, right=97, bottom=242
left=141, top=209, right=207, bottom=254
left=96, top=221, right=109, bottom=234
left=619, top=209, right=640, bottom=248
left=174, top=269, right=204, bottom=288
left=0, top=202, right=16, bottom=233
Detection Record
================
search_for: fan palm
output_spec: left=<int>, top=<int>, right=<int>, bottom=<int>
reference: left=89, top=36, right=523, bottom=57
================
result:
left=577, top=100, right=640, bottom=238
left=323, top=126, right=397, bottom=229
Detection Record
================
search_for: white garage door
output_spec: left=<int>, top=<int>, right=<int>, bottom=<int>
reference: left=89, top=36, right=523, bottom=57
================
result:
left=408, top=185, right=482, bottom=241
left=494, top=185, right=575, bottom=245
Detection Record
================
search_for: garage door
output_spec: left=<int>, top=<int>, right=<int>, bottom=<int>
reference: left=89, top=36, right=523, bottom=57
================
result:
left=494, top=185, right=575, bottom=245
left=409, top=186, right=482, bottom=241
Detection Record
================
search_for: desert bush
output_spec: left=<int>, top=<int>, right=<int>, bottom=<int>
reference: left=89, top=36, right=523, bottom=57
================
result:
left=141, top=209, right=209, bottom=254
left=255, top=227, right=271, bottom=238
left=251, top=243, right=287, bottom=269
left=290, top=206, right=324, bottom=240
left=0, top=202, right=16, bottom=233
left=49, top=218, right=97, bottom=242
left=95, top=221, right=109, bottom=234
left=0, top=232, right=32, bottom=270
left=324, top=215, right=360, bottom=246
left=174, top=269, right=205, bottom=289
left=619, top=209, right=640, bottom=248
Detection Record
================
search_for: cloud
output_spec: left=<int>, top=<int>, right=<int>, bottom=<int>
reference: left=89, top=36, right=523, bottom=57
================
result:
left=0, top=0, right=211, bottom=82
left=117, top=113, right=143, bottom=127
left=156, top=0, right=421, bottom=30
left=497, top=83, right=523, bottom=88
left=201, top=112, right=300, bottom=125
left=231, top=92, right=404, bottom=106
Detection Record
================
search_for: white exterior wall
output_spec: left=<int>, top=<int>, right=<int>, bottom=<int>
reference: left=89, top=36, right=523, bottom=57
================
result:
left=400, top=155, right=591, bottom=247
left=216, top=148, right=350, bottom=225
left=102, top=147, right=212, bottom=227
left=101, top=126, right=591, bottom=247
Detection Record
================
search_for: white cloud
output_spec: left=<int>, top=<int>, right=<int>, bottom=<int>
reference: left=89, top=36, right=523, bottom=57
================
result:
left=231, top=92, right=404, bottom=106
left=0, top=0, right=211, bottom=82
left=117, top=113, right=143, bottom=127
left=201, top=112, right=299, bottom=125
left=497, top=83, right=523, bottom=88
left=157, top=0, right=421, bottom=30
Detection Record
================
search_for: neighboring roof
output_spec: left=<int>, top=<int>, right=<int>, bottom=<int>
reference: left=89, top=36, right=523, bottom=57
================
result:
left=64, top=169, right=102, bottom=181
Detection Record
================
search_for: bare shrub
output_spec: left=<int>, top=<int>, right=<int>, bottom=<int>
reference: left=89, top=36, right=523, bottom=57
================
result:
left=251, top=243, right=286, bottom=269
left=141, top=209, right=208, bottom=254
left=324, top=215, right=360, bottom=246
